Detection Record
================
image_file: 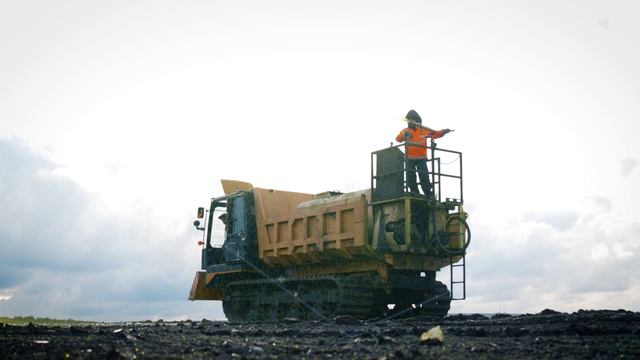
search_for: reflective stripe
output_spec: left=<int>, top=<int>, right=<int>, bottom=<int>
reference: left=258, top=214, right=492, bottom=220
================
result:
left=395, top=127, right=444, bottom=159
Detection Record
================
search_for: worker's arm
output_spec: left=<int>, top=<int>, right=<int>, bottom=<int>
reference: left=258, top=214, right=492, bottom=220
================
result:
left=429, top=128, right=452, bottom=139
left=395, top=129, right=411, bottom=142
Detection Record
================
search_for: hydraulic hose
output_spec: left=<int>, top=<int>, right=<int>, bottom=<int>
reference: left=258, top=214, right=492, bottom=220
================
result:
left=436, top=215, right=471, bottom=255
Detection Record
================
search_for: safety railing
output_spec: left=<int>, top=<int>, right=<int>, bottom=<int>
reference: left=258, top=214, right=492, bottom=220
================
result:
left=370, top=142, right=463, bottom=204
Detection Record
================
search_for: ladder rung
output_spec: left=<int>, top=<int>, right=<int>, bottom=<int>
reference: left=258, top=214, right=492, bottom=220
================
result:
left=449, top=254, right=466, bottom=301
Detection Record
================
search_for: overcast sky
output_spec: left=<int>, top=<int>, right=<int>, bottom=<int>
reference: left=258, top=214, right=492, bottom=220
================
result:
left=1, top=0, right=639, bottom=321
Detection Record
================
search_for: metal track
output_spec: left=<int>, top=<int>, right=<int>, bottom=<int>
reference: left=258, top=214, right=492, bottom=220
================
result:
left=222, top=274, right=379, bottom=322
left=222, top=273, right=452, bottom=322
left=416, top=281, right=451, bottom=317
left=379, top=280, right=451, bottom=320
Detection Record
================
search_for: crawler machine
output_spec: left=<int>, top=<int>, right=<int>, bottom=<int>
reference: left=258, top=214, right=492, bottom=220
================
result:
left=189, top=144, right=470, bottom=322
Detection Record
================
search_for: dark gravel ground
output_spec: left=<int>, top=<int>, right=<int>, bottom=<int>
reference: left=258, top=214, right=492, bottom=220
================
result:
left=2, top=309, right=639, bottom=359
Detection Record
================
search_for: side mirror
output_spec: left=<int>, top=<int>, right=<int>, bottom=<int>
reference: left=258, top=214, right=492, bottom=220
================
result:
left=193, top=220, right=205, bottom=231
left=197, top=207, right=205, bottom=219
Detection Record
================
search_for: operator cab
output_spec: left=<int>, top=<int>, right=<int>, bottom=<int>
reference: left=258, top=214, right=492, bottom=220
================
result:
left=193, top=191, right=257, bottom=271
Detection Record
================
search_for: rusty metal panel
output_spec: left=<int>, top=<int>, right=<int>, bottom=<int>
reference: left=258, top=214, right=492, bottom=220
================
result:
left=258, top=190, right=370, bottom=262
left=221, top=179, right=254, bottom=195
left=188, top=271, right=222, bottom=300
left=253, top=187, right=315, bottom=259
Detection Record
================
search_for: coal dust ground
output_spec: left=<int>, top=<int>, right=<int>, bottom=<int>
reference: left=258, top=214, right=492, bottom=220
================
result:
left=2, top=309, right=639, bottom=359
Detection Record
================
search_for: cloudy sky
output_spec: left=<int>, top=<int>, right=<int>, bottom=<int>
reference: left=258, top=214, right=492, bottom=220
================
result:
left=1, top=0, right=639, bottom=321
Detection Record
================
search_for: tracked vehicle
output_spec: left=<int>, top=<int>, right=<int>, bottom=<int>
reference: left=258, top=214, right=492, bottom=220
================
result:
left=189, top=144, right=470, bottom=322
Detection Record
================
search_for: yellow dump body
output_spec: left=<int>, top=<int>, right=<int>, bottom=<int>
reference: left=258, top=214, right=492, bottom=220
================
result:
left=256, top=188, right=372, bottom=266
left=251, top=186, right=465, bottom=274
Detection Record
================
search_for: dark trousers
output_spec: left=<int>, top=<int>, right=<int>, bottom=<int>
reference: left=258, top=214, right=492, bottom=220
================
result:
left=406, top=159, right=432, bottom=195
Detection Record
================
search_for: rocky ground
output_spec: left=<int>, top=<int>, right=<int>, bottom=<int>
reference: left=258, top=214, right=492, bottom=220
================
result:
left=2, top=309, right=639, bottom=359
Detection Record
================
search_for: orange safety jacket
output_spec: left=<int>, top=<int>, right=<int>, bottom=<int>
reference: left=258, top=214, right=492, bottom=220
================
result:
left=395, top=127, right=445, bottom=159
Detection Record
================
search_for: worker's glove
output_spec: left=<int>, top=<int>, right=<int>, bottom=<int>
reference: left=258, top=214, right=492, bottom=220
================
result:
left=442, top=128, right=452, bottom=134
left=430, top=141, right=437, bottom=150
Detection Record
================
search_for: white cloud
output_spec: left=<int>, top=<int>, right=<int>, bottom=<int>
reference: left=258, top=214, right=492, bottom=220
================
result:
left=522, top=210, right=579, bottom=232
left=590, top=243, right=610, bottom=261
left=0, top=138, right=223, bottom=321
left=0, top=289, right=14, bottom=301
left=450, top=199, right=640, bottom=314
left=620, top=157, right=639, bottom=178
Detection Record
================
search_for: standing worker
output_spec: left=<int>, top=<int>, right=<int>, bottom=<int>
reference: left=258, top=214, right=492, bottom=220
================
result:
left=395, top=109, right=452, bottom=195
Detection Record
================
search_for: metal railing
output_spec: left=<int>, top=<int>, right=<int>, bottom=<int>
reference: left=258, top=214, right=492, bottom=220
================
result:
left=370, top=142, right=463, bottom=204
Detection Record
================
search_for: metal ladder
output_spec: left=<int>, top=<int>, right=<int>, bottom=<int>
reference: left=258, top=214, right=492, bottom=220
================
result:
left=449, top=255, right=466, bottom=300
